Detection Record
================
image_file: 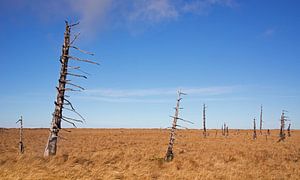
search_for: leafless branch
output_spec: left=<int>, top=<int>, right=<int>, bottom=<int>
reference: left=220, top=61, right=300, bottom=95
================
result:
left=70, top=46, right=94, bottom=56
left=64, top=88, right=82, bottom=92
left=70, top=33, right=80, bottom=45
left=68, top=56, right=99, bottom=65
left=67, top=72, right=87, bottom=79
left=62, top=116, right=83, bottom=123
left=169, top=116, right=194, bottom=124
left=63, top=107, right=86, bottom=122
left=66, top=82, right=85, bottom=90
left=69, top=22, right=80, bottom=27
left=64, top=99, right=75, bottom=111
left=62, top=118, right=77, bottom=128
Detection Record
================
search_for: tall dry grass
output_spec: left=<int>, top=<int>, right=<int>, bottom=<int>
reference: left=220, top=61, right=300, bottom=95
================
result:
left=1, top=128, right=300, bottom=179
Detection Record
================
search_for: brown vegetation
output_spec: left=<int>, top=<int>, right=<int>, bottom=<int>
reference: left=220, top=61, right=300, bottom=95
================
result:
left=1, top=129, right=300, bottom=179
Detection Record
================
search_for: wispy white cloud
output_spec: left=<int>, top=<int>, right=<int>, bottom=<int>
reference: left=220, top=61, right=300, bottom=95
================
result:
left=3, top=0, right=237, bottom=36
left=182, top=0, right=237, bottom=14
left=85, top=86, right=237, bottom=98
left=78, top=86, right=241, bottom=103
left=128, top=0, right=179, bottom=22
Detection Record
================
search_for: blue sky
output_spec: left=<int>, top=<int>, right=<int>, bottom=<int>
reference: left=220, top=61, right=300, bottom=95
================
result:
left=0, top=0, right=299, bottom=129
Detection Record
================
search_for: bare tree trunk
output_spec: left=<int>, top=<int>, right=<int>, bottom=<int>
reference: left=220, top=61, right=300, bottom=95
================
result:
left=278, top=111, right=287, bottom=142
left=44, top=22, right=71, bottom=156
left=43, top=21, right=97, bottom=156
left=165, top=91, right=186, bottom=161
left=226, top=125, right=229, bottom=137
left=202, top=104, right=207, bottom=137
left=16, top=116, right=24, bottom=154
left=253, top=118, right=257, bottom=140
left=287, top=123, right=291, bottom=137
left=259, top=105, right=263, bottom=135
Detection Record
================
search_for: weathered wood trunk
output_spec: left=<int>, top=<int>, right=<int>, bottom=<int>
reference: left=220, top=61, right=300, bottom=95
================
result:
left=44, top=22, right=71, bottom=156
left=202, top=104, right=207, bottom=137
left=226, top=126, right=229, bottom=136
left=278, top=111, right=286, bottom=142
left=259, top=105, right=263, bottom=135
left=253, top=118, right=257, bottom=140
left=165, top=91, right=183, bottom=161
left=287, top=123, right=291, bottom=137
left=17, top=116, right=24, bottom=154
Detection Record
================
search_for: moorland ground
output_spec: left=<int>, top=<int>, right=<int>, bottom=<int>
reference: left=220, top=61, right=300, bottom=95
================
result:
left=1, top=128, right=300, bottom=179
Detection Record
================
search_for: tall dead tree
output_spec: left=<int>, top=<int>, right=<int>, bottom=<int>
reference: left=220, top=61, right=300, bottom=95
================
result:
left=259, top=105, right=263, bottom=135
left=165, top=91, right=192, bottom=161
left=44, top=21, right=98, bottom=156
left=16, top=116, right=24, bottom=154
left=287, top=123, right=291, bottom=137
left=278, top=110, right=287, bottom=142
left=202, top=104, right=207, bottom=137
left=253, top=118, right=257, bottom=140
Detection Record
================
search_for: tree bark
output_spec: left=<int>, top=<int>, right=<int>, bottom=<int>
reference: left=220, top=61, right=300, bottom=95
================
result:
left=44, top=22, right=71, bottom=156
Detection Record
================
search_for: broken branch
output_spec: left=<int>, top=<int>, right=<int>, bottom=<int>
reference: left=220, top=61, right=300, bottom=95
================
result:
left=68, top=56, right=99, bottom=65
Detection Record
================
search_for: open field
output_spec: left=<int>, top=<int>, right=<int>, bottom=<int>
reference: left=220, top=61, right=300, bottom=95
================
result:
left=1, top=128, right=300, bottom=179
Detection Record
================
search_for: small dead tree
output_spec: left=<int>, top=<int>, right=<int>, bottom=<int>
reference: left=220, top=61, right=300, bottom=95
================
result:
left=44, top=21, right=98, bottom=156
left=165, top=91, right=192, bottom=161
left=16, top=116, right=24, bottom=154
left=226, top=125, right=229, bottom=136
left=253, top=118, right=257, bottom=140
left=287, top=123, right=291, bottom=137
left=278, top=110, right=288, bottom=142
left=202, top=104, right=207, bottom=137
left=221, top=125, right=224, bottom=136
left=259, top=105, right=263, bottom=135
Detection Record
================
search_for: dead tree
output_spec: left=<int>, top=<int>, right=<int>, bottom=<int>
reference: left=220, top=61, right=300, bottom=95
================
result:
left=16, top=116, right=24, bottom=154
left=44, top=21, right=98, bottom=156
left=253, top=118, right=257, bottom=140
left=165, top=91, right=192, bottom=161
left=278, top=110, right=288, bottom=142
left=259, top=105, right=263, bottom=135
left=226, top=125, right=229, bottom=136
left=221, top=125, right=224, bottom=136
left=287, top=123, right=291, bottom=137
left=202, top=104, right=207, bottom=137
left=222, top=123, right=228, bottom=136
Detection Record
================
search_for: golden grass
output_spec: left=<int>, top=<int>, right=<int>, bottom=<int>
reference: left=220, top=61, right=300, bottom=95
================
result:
left=1, top=128, right=300, bottom=179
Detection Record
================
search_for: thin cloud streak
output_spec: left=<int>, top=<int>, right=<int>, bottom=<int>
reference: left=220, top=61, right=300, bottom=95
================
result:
left=76, top=86, right=244, bottom=103
left=84, top=86, right=238, bottom=98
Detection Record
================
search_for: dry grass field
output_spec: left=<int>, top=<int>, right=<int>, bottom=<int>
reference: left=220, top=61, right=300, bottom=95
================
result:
left=1, top=128, right=300, bottom=179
